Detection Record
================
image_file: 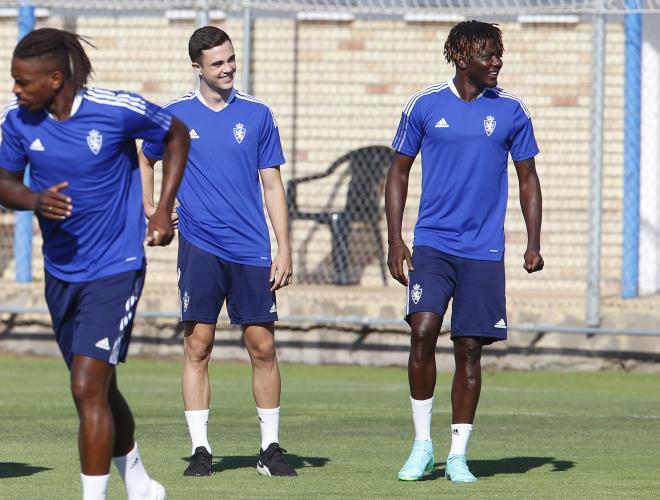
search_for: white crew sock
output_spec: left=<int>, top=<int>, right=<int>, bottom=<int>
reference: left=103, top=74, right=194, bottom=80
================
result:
left=81, top=473, right=109, bottom=500
left=112, top=442, right=151, bottom=499
left=257, top=406, right=280, bottom=450
left=449, top=423, right=473, bottom=456
left=411, top=396, right=434, bottom=441
left=185, top=409, right=212, bottom=455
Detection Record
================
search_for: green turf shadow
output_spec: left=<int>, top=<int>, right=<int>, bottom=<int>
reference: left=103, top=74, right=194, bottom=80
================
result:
left=429, top=456, right=574, bottom=479
left=0, top=462, right=52, bottom=478
left=179, top=454, right=330, bottom=474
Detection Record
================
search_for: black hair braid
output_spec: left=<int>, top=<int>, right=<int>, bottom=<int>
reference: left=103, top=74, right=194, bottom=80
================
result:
left=14, top=27, right=94, bottom=89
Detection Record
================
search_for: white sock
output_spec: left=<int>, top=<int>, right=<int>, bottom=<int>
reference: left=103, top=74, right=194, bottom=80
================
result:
left=185, top=409, right=212, bottom=455
left=449, top=423, right=473, bottom=456
left=411, top=396, right=433, bottom=441
left=80, top=473, right=109, bottom=500
left=257, top=406, right=280, bottom=450
left=112, top=442, right=151, bottom=499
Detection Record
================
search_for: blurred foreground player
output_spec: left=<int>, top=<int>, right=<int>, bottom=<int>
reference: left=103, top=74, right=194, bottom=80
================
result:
left=385, top=21, right=543, bottom=483
left=140, top=26, right=295, bottom=477
left=0, top=28, right=189, bottom=499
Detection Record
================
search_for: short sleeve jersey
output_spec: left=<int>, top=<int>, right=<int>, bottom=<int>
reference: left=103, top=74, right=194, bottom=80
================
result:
left=392, top=79, right=539, bottom=261
left=0, top=88, right=172, bottom=281
left=142, top=89, right=285, bottom=267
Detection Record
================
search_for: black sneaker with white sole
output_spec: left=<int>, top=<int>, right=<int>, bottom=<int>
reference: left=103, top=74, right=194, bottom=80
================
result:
left=184, top=446, right=213, bottom=476
left=256, top=443, right=297, bottom=477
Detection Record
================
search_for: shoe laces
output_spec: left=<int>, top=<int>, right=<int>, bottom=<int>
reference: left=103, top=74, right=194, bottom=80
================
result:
left=402, top=446, right=430, bottom=468
left=448, top=455, right=470, bottom=473
left=264, top=445, right=289, bottom=464
left=410, top=442, right=432, bottom=456
left=191, top=448, right=210, bottom=464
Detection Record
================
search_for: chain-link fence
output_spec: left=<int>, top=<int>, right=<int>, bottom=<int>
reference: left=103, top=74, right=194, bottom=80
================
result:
left=0, top=1, right=659, bottom=337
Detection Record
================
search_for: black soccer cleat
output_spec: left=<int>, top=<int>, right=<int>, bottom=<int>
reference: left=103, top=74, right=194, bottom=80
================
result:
left=256, top=443, right=298, bottom=477
left=184, top=446, right=213, bottom=476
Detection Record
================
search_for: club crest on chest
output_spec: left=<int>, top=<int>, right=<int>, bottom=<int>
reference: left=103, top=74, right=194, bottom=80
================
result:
left=233, top=123, right=246, bottom=144
left=87, top=129, right=102, bottom=155
left=484, top=115, right=496, bottom=137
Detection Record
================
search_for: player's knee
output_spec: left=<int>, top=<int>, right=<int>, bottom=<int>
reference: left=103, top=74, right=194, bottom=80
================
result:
left=184, top=337, right=214, bottom=365
left=70, top=375, right=106, bottom=407
left=465, top=345, right=482, bottom=364
left=454, top=338, right=482, bottom=365
left=248, top=338, right=276, bottom=364
left=410, top=326, right=437, bottom=350
left=410, top=335, right=437, bottom=365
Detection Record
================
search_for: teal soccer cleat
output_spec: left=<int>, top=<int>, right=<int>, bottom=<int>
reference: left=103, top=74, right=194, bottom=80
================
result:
left=397, top=440, right=434, bottom=481
left=445, top=454, right=477, bottom=483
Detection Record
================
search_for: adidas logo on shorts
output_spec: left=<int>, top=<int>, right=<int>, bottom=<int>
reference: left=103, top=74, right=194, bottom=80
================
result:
left=493, top=319, right=507, bottom=329
left=95, top=337, right=111, bottom=351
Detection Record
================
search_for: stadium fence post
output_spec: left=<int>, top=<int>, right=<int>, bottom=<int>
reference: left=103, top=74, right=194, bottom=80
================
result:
left=14, top=0, right=35, bottom=283
left=195, top=0, right=209, bottom=27
left=586, top=3, right=606, bottom=326
left=622, top=0, right=642, bottom=298
left=193, top=0, right=209, bottom=88
left=242, top=0, right=252, bottom=94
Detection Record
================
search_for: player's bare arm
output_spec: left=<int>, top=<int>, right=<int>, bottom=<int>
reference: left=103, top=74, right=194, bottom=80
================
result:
left=138, top=149, right=158, bottom=219
left=385, top=153, right=416, bottom=286
left=514, top=157, right=544, bottom=273
left=146, top=116, right=189, bottom=247
left=0, top=168, right=72, bottom=220
left=139, top=148, right=179, bottom=228
left=260, top=166, right=292, bottom=291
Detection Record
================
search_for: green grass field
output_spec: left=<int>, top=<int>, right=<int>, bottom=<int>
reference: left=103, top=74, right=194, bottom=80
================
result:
left=0, top=356, right=658, bottom=499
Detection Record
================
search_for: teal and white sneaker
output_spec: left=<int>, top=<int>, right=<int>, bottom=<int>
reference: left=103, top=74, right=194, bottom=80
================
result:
left=445, top=454, right=477, bottom=483
left=397, top=439, right=434, bottom=481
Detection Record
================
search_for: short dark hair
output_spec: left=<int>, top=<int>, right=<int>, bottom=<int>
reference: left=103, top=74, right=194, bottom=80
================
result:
left=444, top=20, right=503, bottom=66
left=13, top=28, right=94, bottom=90
left=188, top=26, right=232, bottom=62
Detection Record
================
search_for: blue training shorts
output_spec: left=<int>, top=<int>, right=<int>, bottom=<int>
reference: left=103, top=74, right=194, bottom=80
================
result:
left=177, top=234, right=278, bottom=325
left=45, top=267, right=145, bottom=368
left=406, top=245, right=507, bottom=343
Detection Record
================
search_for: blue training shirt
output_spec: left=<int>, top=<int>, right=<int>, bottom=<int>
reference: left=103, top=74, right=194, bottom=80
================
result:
left=0, top=88, right=172, bottom=282
left=142, top=89, right=285, bottom=267
left=392, top=79, right=539, bottom=261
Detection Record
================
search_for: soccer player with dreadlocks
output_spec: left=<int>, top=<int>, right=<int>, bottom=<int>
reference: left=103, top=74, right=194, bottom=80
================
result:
left=386, top=20, right=543, bottom=482
left=0, top=28, right=190, bottom=499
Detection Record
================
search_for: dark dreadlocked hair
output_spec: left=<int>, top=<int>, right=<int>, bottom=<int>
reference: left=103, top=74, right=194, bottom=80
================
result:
left=13, top=28, right=94, bottom=90
left=188, top=26, right=232, bottom=63
left=444, top=20, right=503, bottom=66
